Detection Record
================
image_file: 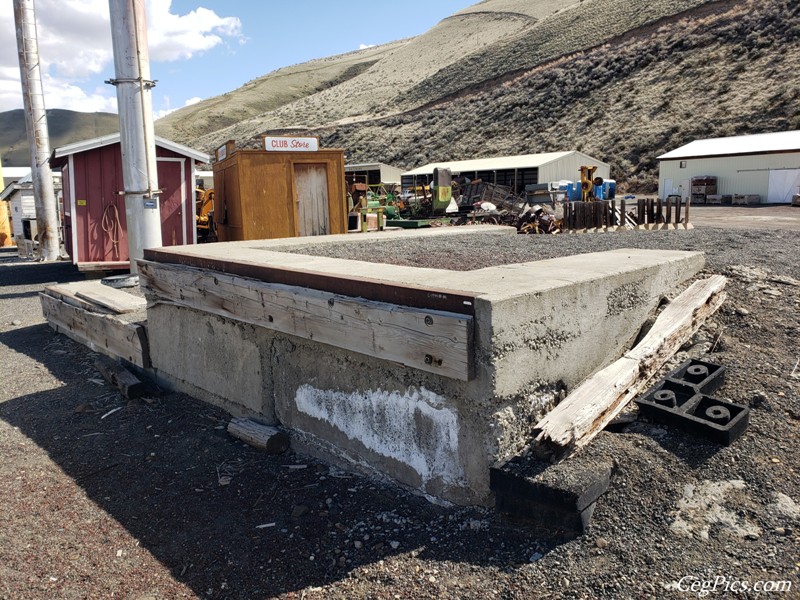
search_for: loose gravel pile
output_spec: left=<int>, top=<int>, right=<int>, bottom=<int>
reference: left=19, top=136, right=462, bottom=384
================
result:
left=0, top=225, right=798, bottom=599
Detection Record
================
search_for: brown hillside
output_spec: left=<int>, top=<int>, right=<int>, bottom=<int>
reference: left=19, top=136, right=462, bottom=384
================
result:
left=159, top=0, right=799, bottom=192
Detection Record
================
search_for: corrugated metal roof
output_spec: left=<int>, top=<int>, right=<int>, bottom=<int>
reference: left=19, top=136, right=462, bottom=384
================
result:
left=402, top=152, right=588, bottom=176
left=345, top=162, right=393, bottom=170
left=52, top=133, right=210, bottom=163
left=658, top=130, right=800, bottom=160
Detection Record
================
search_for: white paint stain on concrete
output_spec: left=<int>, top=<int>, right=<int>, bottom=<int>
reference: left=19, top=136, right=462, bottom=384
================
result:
left=294, top=384, right=463, bottom=486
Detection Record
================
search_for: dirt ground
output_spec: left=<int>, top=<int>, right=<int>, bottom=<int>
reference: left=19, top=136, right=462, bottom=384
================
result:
left=0, top=210, right=798, bottom=599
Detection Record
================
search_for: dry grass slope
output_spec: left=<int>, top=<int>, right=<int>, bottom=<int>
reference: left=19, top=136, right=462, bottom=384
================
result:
left=0, top=109, right=118, bottom=167
left=160, top=0, right=799, bottom=192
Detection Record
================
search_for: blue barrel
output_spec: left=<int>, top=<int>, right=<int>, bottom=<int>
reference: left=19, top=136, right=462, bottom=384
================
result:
left=603, top=180, right=616, bottom=200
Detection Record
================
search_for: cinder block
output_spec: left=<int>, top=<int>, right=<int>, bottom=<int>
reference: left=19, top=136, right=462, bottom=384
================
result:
left=490, top=454, right=612, bottom=533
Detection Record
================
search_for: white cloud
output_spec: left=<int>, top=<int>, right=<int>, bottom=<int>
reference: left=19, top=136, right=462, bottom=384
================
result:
left=153, top=94, right=204, bottom=120
left=0, top=0, right=242, bottom=112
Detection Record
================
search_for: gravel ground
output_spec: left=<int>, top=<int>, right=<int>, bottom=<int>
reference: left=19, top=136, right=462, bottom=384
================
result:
left=0, top=224, right=798, bottom=599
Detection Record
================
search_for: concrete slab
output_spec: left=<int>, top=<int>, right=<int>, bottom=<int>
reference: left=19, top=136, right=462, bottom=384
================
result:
left=141, top=227, right=705, bottom=505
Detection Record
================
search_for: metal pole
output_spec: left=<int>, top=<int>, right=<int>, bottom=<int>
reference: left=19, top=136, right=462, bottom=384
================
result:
left=13, top=0, right=59, bottom=261
left=107, top=0, right=161, bottom=273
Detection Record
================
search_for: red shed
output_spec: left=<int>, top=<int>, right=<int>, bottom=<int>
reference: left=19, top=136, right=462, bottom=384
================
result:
left=51, top=133, right=209, bottom=271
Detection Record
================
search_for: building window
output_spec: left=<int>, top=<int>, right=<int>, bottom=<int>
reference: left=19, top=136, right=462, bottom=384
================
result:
left=679, top=161, right=687, bottom=168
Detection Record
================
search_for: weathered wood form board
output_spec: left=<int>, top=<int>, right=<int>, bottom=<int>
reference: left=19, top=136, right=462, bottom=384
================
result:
left=143, top=246, right=478, bottom=316
left=46, top=280, right=145, bottom=314
left=40, top=292, right=151, bottom=368
left=75, top=287, right=145, bottom=314
left=139, top=260, right=473, bottom=380
left=46, top=283, right=114, bottom=314
left=213, top=148, right=347, bottom=242
left=535, top=275, right=727, bottom=454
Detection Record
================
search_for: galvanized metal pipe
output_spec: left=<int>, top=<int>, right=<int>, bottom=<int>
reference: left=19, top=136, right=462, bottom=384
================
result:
left=107, top=0, right=161, bottom=273
left=13, top=0, right=59, bottom=261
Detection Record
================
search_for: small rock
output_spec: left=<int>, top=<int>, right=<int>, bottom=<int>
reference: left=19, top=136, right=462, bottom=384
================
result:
left=595, top=538, right=609, bottom=549
left=774, top=527, right=786, bottom=536
left=291, top=505, right=309, bottom=518
left=745, top=532, right=760, bottom=541
left=771, top=457, right=781, bottom=464
left=529, top=552, right=543, bottom=562
left=11, top=320, right=21, bottom=326
left=749, top=391, right=769, bottom=408
left=735, top=307, right=750, bottom=316
left=390, top=541, right=400, bottom=550
left=354, top=540, right=363, bottom=549
left=428, top=575, right=436, bottom=584
left=338, top=556, right=346, bottom=567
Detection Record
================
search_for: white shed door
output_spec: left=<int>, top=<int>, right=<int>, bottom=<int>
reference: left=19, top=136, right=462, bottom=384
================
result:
left=767, top=169, right=800, bottom=204
left=294, top=164, right=329, bottom=236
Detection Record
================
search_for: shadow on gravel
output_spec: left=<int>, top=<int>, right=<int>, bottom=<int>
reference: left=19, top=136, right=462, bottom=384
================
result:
left=0, top=322, right=568, bottom=597
left=625, top=422, right=724, bottom=467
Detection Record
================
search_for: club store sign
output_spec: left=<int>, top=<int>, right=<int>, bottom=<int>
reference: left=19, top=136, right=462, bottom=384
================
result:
left=262, top=136, right=319, bottom=152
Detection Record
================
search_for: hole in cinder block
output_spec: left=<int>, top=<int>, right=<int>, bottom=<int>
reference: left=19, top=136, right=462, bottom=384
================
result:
left=671, top=359, right=724, bottom=389
left=646, top=380, right=696, bottom=409
left=691, top=396, right=743, bottom=425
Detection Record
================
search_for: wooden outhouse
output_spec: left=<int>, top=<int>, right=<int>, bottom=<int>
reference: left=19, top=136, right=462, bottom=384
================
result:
left=212, top=137, right=347, bottom=241
left=51, top=133, right=209, bottom=270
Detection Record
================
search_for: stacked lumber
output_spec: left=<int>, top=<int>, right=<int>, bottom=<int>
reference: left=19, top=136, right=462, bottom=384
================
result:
left=40, top=281, right=150, bottom=368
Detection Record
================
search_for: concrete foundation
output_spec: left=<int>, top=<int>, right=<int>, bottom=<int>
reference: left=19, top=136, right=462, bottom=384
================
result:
left=141, top=227, right=704, bottom=505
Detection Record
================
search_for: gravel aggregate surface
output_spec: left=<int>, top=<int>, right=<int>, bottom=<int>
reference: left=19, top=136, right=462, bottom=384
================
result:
left=0, top=223, right=798, bottom=599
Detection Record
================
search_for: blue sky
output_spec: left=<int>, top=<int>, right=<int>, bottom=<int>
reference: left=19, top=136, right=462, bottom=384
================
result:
left=0, top=0, right=476, bottom=116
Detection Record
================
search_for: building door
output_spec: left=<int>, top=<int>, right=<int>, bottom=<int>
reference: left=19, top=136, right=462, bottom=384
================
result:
left=767, top=169, right=800, bottom=204
left=294, top=163, right=329, bottom=236
left=157, top=158, right=186, bottom=246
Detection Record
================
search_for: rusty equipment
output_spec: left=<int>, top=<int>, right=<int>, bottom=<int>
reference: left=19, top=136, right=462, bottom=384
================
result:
left=196, top=187, right=216, bottom=241
left=579, top=165, right=604, bottom=202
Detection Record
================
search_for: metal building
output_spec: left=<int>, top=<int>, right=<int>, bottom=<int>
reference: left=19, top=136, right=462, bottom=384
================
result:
left=658, top=130, right=800, bottom=204
left=345, top=162, right=404, bottom=186
left=401, top=151, right=611, bottom=195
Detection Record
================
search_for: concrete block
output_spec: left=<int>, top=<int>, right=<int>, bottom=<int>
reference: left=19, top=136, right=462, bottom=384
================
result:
left=148, top=304, right=274, bottom=421
left=143, top=229, right=705, bottom=506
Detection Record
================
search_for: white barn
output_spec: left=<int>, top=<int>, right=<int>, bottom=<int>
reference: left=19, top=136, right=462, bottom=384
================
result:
left=658, top=130, right=800, bottom=204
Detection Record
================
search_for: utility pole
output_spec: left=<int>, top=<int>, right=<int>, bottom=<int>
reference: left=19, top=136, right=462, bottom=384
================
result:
left=107, top=0, right=161, bottom=274
left=13, top=0, right=59, bottom=261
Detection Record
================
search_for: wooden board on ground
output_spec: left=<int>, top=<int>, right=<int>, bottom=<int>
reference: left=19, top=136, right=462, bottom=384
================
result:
left=40, top=292, right=151, bottom=368
left=46, top=281, right=146, bottom=314
left=228, top=418, right=289, bottom=454
left=94, top=355, right=146, bottom=399
left=138, top=260, right=473, bottom=381
left=535, top=275, right=728, bottom=455
left=46, top=284, right=114, bottom=314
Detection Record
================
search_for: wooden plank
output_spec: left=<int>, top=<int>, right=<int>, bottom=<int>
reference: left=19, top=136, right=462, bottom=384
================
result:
left=94, top=355, right=146, bottom=399
left=77, top=261, right=129, bottom=272
left=46, top=284, right=114, bottom=314
left=40, top=292, right=151, bottom=368
left=138, top=260, right=472, bottom=381
left=142, top=247, right=477, bottom=316
left=228, top=418, right=289, bottom=454
left=534, top=275, right=727, bottom=455
left=75, top=286, right=146, bottom=314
